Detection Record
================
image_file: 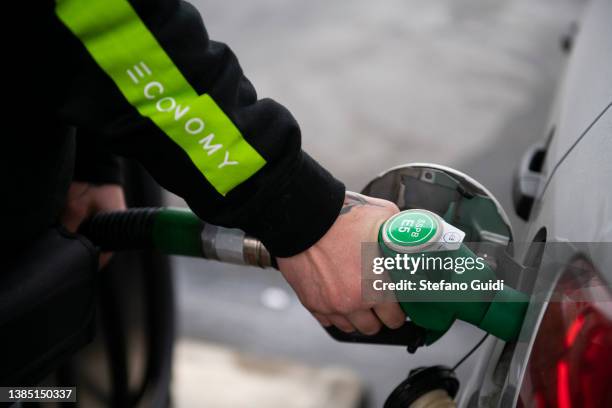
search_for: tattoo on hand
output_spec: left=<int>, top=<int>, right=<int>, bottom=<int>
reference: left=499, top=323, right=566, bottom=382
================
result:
left=340, top=192, right=384, bottom=215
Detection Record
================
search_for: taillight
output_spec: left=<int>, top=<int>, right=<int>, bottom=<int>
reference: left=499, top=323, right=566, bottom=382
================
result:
left=519, top=259, right=612, bottom=408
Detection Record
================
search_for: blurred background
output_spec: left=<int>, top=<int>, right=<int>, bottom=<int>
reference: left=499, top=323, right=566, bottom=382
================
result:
left=164, top=0, right=584, bottom=406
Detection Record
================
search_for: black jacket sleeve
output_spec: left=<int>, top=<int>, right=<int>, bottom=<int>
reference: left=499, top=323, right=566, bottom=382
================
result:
left=41, top=0, right=345, bottom=257
left=73, top=130, right=122, bottom=186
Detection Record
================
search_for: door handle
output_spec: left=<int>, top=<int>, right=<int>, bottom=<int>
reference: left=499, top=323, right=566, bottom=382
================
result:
left=513, top=143, right=547, bottom=220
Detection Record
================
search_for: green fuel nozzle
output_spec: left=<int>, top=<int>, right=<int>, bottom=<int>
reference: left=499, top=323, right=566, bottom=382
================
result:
left=378, top=209, right=529, bottom=342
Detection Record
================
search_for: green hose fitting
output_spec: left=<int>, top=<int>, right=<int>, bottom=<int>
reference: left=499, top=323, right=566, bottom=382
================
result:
left=152, top=208, right=205, bottom=257
left=378, top=209, right=528, bottom=342
left=148, top=207, right=274, bottom=268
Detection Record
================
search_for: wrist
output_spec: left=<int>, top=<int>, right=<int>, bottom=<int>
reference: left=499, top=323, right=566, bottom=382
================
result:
left=244, top=152, right=345, bottom=257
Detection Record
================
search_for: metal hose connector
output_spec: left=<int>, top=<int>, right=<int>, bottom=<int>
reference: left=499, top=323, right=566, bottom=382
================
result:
left=201, top=224, right=274, bottom=268
left=243, top=235, right=274, bottom=268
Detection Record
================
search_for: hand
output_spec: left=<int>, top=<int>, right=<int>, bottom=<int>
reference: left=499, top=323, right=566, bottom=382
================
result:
left=277, top=192, right=405, bottom=335
left=61, top=182, right=126, bottom=268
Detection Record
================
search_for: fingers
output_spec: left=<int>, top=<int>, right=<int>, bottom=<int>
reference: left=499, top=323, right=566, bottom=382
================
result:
left=347, top=309, right=382, bottom=335
left=319, top=310, right=385, bottom=335
left=313, top=313, right=332, bottom=327
left=317, top=305, right=405, bottom=334
left=280, top=193, right=404, bottom=337
left=373, top=302, right=406, bottom=329
left=61, top=182, right=92, bottom=232
left=327, top=315, right=356, bottom=333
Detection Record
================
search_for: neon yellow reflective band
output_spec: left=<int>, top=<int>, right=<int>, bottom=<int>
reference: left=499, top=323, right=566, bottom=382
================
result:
left=56, top=0, right=266, bottom=196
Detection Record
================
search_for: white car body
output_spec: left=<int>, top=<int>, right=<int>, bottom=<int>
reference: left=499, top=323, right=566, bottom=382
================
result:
left=458, top=0, right=612, bottom=405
